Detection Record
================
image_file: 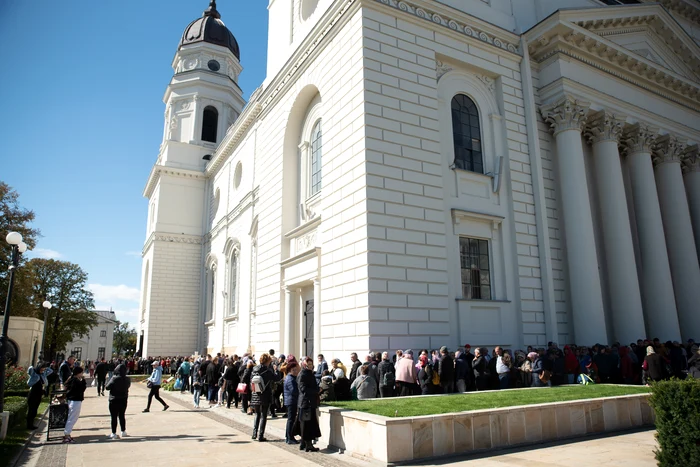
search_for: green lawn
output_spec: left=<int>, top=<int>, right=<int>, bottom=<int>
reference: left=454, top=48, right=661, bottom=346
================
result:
left=327, top=385, right=651, bottom=418
left=0, top=398, right=49, bottom=467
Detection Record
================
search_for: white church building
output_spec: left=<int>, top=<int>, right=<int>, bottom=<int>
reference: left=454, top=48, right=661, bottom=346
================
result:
left=137, top=0, right=700, bottom=359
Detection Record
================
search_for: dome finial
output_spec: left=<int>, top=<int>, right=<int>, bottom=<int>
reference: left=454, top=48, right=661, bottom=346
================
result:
left=203, top=0, right=221, bottom=19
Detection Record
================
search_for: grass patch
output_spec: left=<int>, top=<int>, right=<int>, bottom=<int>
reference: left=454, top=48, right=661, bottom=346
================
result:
left=327, top=385, right=651, bottom=418
left=0, top=398, right=49, bottom=467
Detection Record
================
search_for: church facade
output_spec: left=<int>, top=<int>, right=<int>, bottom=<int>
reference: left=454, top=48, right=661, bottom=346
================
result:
left=137, top=0, right=700, bottom=359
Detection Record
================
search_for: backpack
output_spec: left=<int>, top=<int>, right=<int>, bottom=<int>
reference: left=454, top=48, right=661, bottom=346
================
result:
left=251, top=370, right=267, bottom=394
left=431, top=365, right=441, bottom=386
left=578, top=373, right=595, bottom=385
left=382, top=371, right=395, bottom=388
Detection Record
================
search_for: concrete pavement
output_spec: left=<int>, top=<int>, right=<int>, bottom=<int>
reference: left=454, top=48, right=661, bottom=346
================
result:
left=15, top=379, right=658, bottom=467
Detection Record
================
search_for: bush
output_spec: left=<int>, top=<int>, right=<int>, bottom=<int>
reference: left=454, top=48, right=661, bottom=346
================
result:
left=3, top=365, right=28, bottom=392
left=3, top=397, right=28, bottom=430
left=649, top=378, right=700, bottom=466
left=3, top=390, right=29, bottom=398
left=162, top=381, right=175, bottom=391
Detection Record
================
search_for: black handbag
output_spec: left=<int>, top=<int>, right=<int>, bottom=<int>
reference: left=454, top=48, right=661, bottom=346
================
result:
left=146, top=381, right=153, bottom=389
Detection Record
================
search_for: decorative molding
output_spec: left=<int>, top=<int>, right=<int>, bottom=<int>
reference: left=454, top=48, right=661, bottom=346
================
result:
left=540, top=96, right=591, bottom=136
left=295, top=228, right=318, bottom=253
left=653, top=134, right=688, bottom=166
left=436, top=60, right=454, bottom=80
left=143, top=165, right=207, bottom=199
left=475, top=74, right=495, bottom=94
left=451, top=208, right=504, bottom=232
left=641, top=0, right=700, bottom=23
left=572, top=14, right=700, bottom=81
left=682, top=145, right=700, bottom=174
left=374, top=0, right=519, bottom=54
left=621, top=123, right=659, bottom=155
left=154, top=234, right=203, bottom=244
left=585, top=110, right=627, bottom=144
left=206, top=188, right=258, bottom=241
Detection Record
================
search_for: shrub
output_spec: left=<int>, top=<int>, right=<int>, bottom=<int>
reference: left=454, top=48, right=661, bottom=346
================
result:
left=162, top=381, right=175, bottom=391
left=3, top=390, right=29, bottom=398
left=3, top=396, right=28, bottom=430
left=649, top=378, right=700, bottom=466
left=4, top=365, right=28, bottom=392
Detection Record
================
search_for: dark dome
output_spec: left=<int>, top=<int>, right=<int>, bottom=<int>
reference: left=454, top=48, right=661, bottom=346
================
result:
left=180, top=1, right=240, bottom=60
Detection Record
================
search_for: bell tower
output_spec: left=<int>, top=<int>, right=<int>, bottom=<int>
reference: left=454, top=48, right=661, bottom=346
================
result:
left=138, top=1, right=244, bottom=357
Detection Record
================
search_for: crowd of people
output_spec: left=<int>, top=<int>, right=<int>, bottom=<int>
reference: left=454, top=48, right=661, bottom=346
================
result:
left=22, top=337, right=699, bottom=447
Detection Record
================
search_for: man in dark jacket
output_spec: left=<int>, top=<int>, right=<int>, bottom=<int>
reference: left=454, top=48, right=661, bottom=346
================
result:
left=438, top=346, right=454, bottom=393
left=349, top=353, right=361, bottom=382
left=105, top=364, right=130, bottom=438
left=472, top=348, right=488, bottom=391
left=59, top=356, right=75, bottom=389
left=95, top=358, right=108, bottom=396
left=377, top=352, right=395, bottom=398
left=454, top=351, right=468, bottom=392
left=206, top=356, right=219, bottom=405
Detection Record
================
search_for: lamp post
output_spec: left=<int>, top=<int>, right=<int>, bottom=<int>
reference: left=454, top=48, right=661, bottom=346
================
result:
left=0, top=232, right=28, bottom=413
left=39, top=300, right=52, bottom=362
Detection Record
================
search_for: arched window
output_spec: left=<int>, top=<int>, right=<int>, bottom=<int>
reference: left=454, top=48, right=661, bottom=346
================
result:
left=205, top=263, right=216, bottom=321
left=228, top=249, right=239, bottom=317
left=310, top=120, right=322, bottom=196
left=451, top=94, right=483, bottom=174
left=202, top=106, right=218, bottom=143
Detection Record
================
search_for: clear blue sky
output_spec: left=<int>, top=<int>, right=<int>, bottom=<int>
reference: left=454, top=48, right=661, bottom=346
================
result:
left=0, top=0, right=269, bottom=326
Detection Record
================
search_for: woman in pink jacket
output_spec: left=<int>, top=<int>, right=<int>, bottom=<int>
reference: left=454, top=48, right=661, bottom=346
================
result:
left=394, top=350, right=417, bottom=397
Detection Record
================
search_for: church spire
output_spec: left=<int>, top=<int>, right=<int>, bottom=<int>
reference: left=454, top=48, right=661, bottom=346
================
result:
left=203, top=1, right=221, bottom=19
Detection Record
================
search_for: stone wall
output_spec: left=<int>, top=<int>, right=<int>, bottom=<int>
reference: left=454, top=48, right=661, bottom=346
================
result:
left=318, top=393, right=654, bottom=464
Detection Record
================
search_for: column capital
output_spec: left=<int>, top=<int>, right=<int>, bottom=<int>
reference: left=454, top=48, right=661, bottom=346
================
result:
left=540, top=96, right=591, bottom=136
left=682, top=145, right=700, bottom=174
left=621, top=123, right=659, bottom=155
left=653, top=134, right=688, bottom=167
left=585, top=110, right=627, bottom=145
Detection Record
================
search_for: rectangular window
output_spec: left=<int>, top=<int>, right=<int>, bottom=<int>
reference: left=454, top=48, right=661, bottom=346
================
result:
left=72, top=347, right=82, bottom=360
left=459, top=237, right=491, bottom=300
left=98, top=347, right=106, bottom=360
left=100, top=330, right=107, bottom=337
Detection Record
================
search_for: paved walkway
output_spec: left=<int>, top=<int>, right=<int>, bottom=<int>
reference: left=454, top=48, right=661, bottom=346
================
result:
left=15, top=379, right=658, bottom=467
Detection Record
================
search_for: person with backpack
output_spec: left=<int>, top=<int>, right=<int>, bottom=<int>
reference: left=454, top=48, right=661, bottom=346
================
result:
left=250, top=353, right=276, bottom=442
left=178, top=357, right=191, bottom=393
left=63, top=366, right=87, bottom=444
left=530, top=351, right=550, bottom=387
left=59, top=356, right=75, bottom=390
left=105, top=363, right=131, bottom=439
left=377, top=352, right=395, bottom=398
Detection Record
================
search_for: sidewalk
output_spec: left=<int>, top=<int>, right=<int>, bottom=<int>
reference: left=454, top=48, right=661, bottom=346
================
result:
left=17, top=381, right=356, bottom=467
left=14, top=380, right=659, bottom=467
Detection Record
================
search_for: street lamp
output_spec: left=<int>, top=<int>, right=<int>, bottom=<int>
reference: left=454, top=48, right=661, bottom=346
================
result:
left=0, top=232, right=28, bottom=413
left=39, top=301, right=52, bottom=362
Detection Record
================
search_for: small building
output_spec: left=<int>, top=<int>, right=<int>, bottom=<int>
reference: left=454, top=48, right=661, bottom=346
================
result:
left=6, top=316, right=44, bottom=368
left=63, top=310, right=118, bottom=361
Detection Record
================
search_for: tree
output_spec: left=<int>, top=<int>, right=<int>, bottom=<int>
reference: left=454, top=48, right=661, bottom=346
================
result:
left=0, top=181, right=40, bottom=309
left=113, top=321, right=137, bottom=356
left=22, top=259, right=97, bottom=360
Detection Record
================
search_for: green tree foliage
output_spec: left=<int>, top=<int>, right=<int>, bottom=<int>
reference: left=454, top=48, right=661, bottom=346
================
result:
left=648, top=378, right=700, bottom=466
left=21, top=259, right=97, bottom=359
left=113, top=321, right=137, bottom=356
left=0, top=181, right=40, bottom=309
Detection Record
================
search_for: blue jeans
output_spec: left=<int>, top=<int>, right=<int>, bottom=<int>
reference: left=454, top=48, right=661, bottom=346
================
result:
left=498, top=373, right=510, bottom=389
left=286, top=404, right=297, bottom=441
left=208, top=385, right=218, bottom=402
left=193, top=387, right=201, bottom=407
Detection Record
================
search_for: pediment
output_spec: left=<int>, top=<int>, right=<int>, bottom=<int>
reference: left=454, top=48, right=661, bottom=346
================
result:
left=571, top=12, right=700, bottom=83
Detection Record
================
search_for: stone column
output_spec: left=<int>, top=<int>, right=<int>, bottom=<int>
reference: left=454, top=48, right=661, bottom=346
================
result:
left=585, top=112, right=645, bottom=344
left=541, top=97, right=608, bottom=344
left=654, top=135, right=700, bottom=341
left=682, top=146, right=700, bottom=260
left=283, top=286, right=293, bottom=355
left=313, top=278, right=321, bottom=359
left=622, top=125, right=680, bottom=341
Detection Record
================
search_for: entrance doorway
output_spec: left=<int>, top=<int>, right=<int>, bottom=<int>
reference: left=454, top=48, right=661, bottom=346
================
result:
left=304, top=299, right=314, bottom=358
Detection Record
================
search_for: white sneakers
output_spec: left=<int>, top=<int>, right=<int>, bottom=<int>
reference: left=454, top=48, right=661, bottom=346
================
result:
left=108, top=433, right=117, bottom=440
left=121, top=431, right=128, bottom=438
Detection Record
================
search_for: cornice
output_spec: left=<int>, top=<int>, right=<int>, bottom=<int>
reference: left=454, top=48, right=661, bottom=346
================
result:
left=571, top=14, right=700, bottom=81
left=372, top=0, right=520, bottom=55
left=205, top=101, right=261, bottom=176
left=142, top=232, right=203, bottom=254
left=641, top=0, right=700, bottom=23
left=143, top=165, right=207, bottom=199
